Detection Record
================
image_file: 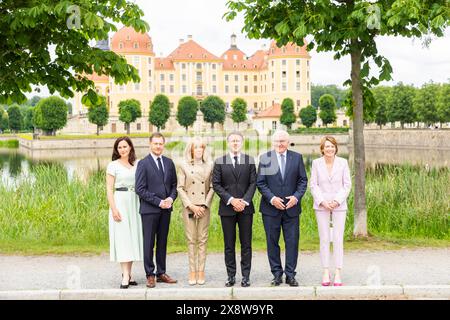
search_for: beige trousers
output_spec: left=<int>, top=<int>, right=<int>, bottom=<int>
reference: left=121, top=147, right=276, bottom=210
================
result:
left=182, top=208, right=211, bottom=272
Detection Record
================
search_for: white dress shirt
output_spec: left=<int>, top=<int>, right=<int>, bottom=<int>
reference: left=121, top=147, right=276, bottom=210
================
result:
left=226, top=152, right=249, bottom=206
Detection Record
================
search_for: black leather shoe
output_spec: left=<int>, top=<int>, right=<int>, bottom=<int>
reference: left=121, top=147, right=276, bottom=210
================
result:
left=271, top=276, right=282, bottom=286
left=225, top=276, right=236, bottom=287
left=241, top=277, right=250, bottom=287
left=286, top=277, right=299, bottom=287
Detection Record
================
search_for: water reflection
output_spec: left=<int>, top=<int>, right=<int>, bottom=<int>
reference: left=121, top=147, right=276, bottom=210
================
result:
left=0, top=143, right=449, bottom=185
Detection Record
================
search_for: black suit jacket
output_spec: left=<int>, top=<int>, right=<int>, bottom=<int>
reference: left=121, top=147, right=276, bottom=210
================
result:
left=212, top=154, right=257, bottom=216
left=256, top=150, right=308, bottom=218
left=135, top=154, right=177, bottom=214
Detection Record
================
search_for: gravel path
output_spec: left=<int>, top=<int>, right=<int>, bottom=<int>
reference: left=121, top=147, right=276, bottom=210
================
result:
left=0, top=248, right=449, bottom=291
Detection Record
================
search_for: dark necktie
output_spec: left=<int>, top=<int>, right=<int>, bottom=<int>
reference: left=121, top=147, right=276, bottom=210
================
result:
left=280, top=154, right=286, bottom=179
left=157, top=157, right=164, bottom=179
left=233, top=156, right=240, bottom=176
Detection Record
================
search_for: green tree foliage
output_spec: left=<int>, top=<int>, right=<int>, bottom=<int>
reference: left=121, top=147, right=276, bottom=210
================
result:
left=27, top=96, right=41, bottom=107
left=372, top=86, right=392, bottom=128
left=437, top=83, right=450, bottom=127
left=388, top=82, right=416, bottom=129
left=7, top=104, right=23, bottom=132
left=231, top=97, right=247, bottom=129
left=311, top=84, right=346, bottom=108
left=87, top=96, right=109, bottom=135
left=299, top=105, right=317, bottom=128
left=414, top=82, right=441, bottom=126
left=318, top=94, right=337, bottom=127
left=200, top=95, right=226, bottom=130
left=149, top=94, right=170, bottom=132
left=176, top=96, right=198, bottom=132
left=225, top=0, right=448, bottom=237
left=33, top=96, right=68, bottom=135
left=280, top=97, right=296, bottom=129
left=0, top=1, right=149, bottom=105
left=0, top=107, right=8, bottom=132
left=343, top=87, right=377, bottom=124
left=22, top=106, right=35, bottom=131
left=118, top=99, right=142, bottom=135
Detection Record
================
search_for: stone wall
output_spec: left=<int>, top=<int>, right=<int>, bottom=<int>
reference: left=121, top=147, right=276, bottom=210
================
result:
left=355, top=129, right=450, bottom=150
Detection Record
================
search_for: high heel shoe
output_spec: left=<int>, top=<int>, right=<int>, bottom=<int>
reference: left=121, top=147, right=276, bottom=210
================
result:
left=321, top=273, right=331, bottom=286
left=188, top=272, right=197, bottom=285
left=120, top=275, right=130, bottom=289
left=122, top=274, right=138, bottom=286
left=333, top=275, right=343, bottom=286
left=197, top=271, right=205, bottom=285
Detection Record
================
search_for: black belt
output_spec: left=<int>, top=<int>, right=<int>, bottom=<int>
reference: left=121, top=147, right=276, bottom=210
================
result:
left=115, top=187, right=135, bottom=192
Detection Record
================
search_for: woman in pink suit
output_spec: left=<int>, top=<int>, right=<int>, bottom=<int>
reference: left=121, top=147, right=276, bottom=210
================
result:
left=310, top=136, right=351, bottom=286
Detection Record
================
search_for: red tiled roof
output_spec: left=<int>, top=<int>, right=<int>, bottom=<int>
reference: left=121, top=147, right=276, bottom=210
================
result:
left=253, top=103, right=281, bottom=118
left=110, top=26, right=154, bottom=55
left=168, top=39, right=221, bottom=61
left=268, top=40, right=310, bottom=58
left=155, top=57, right=175, bottom=70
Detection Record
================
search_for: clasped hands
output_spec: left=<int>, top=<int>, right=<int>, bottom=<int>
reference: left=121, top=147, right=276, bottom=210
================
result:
left=231, top=198, right=247, bottom=212
left=188, top=204, right=206, bottom=218
left=320, top=200, right=339, bottom=211
left=160, top=197, right=173, bottom=209
left=271, top=196, right=297, bottom=210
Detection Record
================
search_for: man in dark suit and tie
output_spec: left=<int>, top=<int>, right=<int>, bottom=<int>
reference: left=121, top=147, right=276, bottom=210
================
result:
left=135, top=132, right=178, bottom=288
left=256, top=130, right=308, bottom=287
left=212, top=131, right=257, bottom=287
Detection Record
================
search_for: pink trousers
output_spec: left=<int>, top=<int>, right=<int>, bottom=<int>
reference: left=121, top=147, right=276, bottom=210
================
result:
left=314, top=210, right=347, bottom=269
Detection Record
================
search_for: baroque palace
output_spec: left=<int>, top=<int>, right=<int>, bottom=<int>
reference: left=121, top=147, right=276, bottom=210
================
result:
left=66, top=27, right=312, bottom=134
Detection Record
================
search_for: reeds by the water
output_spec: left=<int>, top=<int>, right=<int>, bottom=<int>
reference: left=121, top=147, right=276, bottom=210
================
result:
left=0, top=163, right=448, bottom=254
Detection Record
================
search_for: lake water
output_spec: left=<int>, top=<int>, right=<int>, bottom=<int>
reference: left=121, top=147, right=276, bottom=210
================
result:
left=1, top=144, right=449, bottom=187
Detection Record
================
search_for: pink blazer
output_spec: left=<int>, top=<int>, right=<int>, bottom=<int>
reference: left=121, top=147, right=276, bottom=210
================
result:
left=310, top=156, right=352, bottom=211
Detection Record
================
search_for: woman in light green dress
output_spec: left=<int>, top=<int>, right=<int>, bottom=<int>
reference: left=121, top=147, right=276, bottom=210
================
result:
left=106, top=137, right=143, bottom=289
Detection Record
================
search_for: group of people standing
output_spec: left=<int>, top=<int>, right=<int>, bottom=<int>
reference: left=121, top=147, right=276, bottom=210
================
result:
left=106, top=130, right=351, bottom=289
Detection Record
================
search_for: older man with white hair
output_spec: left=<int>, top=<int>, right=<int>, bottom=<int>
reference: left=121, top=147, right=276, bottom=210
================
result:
left=256, top=130, right=308, bottom=286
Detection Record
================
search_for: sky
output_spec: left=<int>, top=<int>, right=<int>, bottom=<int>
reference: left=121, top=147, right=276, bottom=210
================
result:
left=30, top=0, right=450, bottom=99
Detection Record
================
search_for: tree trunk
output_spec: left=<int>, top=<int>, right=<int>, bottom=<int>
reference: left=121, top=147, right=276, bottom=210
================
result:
left=350, top=42, right=368, bottom=237
left=127, top=124, right=130, bottom=135
left=97, top=126, right=100, bottom=136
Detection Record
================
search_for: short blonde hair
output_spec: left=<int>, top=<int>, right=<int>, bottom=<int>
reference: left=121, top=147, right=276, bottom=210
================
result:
left=320, top=136, right=338, bottom=155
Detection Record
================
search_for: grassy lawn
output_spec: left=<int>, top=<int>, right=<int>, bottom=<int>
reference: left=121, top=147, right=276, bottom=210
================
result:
left=0, top=163, right=448, bottom=255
